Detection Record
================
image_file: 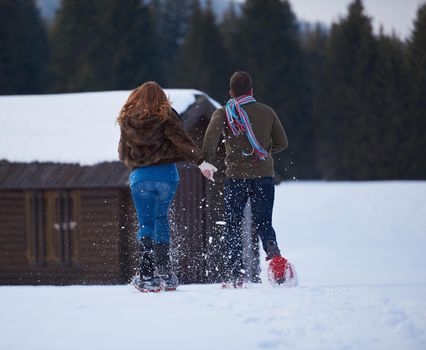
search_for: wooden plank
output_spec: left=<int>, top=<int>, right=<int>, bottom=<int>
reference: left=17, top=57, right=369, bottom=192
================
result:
left=79, top=248, right=119, bottom=255
left=80, top=208, right=120, bottom=214
left=0, top=210, right=25, bottom=217
left=0, top=194, right=25, bottom=201
left=79, top=241, right=120, bottom=248
left=79, top=249, right=120, bottom=258
left=79, top=203, right=120, bottom=210
left=0, top=223, right=26, bottom=230
left=78, top=226, right=120, bottom=233
left=0, top=205, right=25, bottom=210
left=79, top=236, right=119, bottom=243
left=0, top=222, right=26, bottom=229
left=0, top=231, right=26, bottom=238
left=0, top=271, right=124, bottom=285
left=0, top=253, right=27, bottom=263
left=80, top=200, right=120, bottom=208
left=0, top=205, right=25, bottom=212
left=0, top=239, right=26, bottom=247
left=79, top=245, right=120, bottom=252
left=78, top=236, right=120, bottom=243
left=79, top=190, right=119, bottom=197
left=0, top=231, right=26, bottom=237
left=80, top=198, right=120, bottom=205
left=79, top=212, right=119, bottom=219
left=0, top=258, right=27, bottom=266
left=78, top=248, right=120, bottom=255
left=0, top=196, right=25, bottom=202
left=79, top=214, right=120, bottom=222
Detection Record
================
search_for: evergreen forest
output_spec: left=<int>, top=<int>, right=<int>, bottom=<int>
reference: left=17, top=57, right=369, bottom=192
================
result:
left=1, top=0, right=425, bottom=180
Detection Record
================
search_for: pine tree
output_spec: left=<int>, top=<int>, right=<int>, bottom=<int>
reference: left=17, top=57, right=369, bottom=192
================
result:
left=49, top=1, right=100, bottom=91
left=237, top=0, right=313, bottom=179
left=152, top=0, right=198, bottom=87
left=373, top=31, right=409, bottom=179
left=220, top=1, right=241, bottom=70
left=406, top=3, right=426, bottom=179
left=49, top=0, right=159, bottom=92
left=302, top=23, right=328, bottom=179
left=0, top=0, right=48, bottom=94
left=176, top=0, right=230, bottom=102
left=316, top=0, right=378, bottom=179
left=98, top=0, right=160, bottom=89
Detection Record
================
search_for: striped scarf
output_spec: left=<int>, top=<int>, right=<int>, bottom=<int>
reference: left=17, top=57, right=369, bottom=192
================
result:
left=225, top=95, right=270, bottom=160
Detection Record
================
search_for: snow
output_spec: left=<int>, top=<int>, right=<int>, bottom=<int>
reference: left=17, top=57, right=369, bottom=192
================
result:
left=1, top=181, right=426, bottom=350
left=0, top=89, right=219, bottom=165
left=0, top=92, right=425, bottom=348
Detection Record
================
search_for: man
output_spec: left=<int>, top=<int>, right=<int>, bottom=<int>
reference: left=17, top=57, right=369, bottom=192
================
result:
left=202, top=71, right=289, bottom=287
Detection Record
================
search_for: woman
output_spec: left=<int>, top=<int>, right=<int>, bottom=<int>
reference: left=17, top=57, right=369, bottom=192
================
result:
left=118, top=81, right=217, bottom=292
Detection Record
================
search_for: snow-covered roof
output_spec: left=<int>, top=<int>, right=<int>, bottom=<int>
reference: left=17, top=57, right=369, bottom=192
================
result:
left=0, top=89, right=220, bottom=165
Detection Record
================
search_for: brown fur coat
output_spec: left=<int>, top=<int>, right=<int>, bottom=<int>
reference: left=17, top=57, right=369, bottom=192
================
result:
left=118, top=109, right=203, bottom=169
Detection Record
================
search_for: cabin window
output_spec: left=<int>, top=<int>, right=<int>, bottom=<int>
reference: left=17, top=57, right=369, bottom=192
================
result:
left=27, top=190, right=79, bottom=266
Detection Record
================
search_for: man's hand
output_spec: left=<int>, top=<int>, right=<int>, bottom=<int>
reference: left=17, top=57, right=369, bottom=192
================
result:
left=198, top=161, right=218, bottom=181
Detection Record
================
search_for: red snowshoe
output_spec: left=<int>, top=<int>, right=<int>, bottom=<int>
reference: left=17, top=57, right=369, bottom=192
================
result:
left=267, top=256, right=296, bottom=286
left=266, top=241, right=297, bottom=286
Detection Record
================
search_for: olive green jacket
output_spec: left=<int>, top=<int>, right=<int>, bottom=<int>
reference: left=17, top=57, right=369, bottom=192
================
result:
left=203, top=101, right=288, bottom=178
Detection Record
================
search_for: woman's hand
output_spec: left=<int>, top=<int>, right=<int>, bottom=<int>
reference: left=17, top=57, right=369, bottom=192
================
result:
left=198, top=161, right=218, bottom=181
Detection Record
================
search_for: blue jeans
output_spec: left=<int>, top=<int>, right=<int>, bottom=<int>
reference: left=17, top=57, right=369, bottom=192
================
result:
left=224, top=177, right=278, bottom=278
left=130, top=181, right=178, bottom=243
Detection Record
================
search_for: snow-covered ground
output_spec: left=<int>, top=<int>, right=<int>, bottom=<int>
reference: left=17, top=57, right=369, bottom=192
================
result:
left=1, top=181, right=425, bottom=350
left=0, top=91, right=424, bottom=349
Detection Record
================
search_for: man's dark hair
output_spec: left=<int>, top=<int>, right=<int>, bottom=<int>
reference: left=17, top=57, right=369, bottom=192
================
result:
left=230, top=71, right=253, bottom=97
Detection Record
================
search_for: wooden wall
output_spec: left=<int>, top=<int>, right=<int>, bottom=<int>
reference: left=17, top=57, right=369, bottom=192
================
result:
left=0, top=191, right=27, bottom=283
left=169, top=167, right=208, bottom=283
left=0, top=188, right=132, bottom=285
left=0, top=180, right=259, bottom=285
left=169, top=166, right=259, bottom=284
left=78, top=188, right=133, bottom=284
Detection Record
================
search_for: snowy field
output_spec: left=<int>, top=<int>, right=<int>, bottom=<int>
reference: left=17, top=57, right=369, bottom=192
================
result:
left=1, top=181, right=425, bottom=350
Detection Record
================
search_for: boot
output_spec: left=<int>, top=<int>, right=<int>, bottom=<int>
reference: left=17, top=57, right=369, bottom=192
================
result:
left=266, top=240, right=281, bottom=260
left=139, top=236, right=155, bottom=277
left=135, top=237, right=161, bottom=292
left=155, top=243, right=179, bottom=291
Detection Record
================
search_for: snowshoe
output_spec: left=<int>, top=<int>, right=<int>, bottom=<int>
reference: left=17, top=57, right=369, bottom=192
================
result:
left=265, top=240, right=298, bottom=286
left=221, top=272, right=248, bottom=289
left=267, top=256, right=297, bottom=287
left=133, top=274, right=162, bottom=293
left=157, top=266, right=179, bottom=291
left=233, top=279, right=248, bottom=289
left=221, top=281, right=247, bottom=289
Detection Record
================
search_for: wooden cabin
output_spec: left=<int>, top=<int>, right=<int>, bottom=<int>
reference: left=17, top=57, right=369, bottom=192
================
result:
left=0, top=90, right=259, bottom=285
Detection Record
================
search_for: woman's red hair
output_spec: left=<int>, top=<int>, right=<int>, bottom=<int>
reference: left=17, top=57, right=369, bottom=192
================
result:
left=117, top=81, right=172, bottom=125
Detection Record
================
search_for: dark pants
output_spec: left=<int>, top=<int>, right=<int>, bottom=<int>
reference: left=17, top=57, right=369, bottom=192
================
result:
left=224, top=177, right=278, bottom=279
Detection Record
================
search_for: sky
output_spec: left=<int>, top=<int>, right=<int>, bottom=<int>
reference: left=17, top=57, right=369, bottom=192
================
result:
left=234, top=0, right=425, bottom=39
